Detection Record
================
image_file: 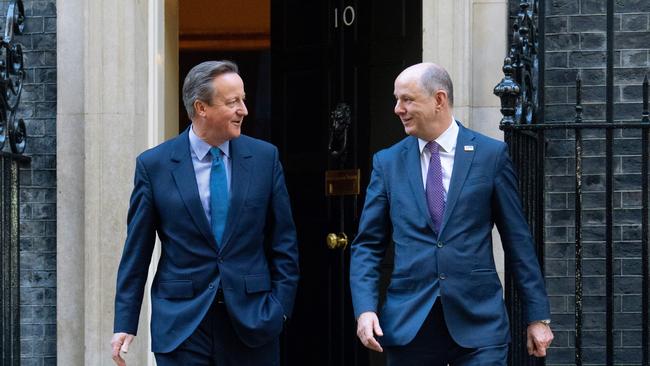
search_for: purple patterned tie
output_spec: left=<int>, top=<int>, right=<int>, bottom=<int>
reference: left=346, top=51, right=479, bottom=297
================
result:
left=425, top=141, right=445, bottom=232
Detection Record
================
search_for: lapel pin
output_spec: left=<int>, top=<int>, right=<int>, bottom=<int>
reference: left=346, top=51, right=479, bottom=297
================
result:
left=464, top=145, right=474, bottom=152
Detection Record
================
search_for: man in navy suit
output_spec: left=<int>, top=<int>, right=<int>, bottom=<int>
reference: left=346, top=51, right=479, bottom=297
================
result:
left=350, top=63, right=553, bottom=365
left=111, top=60, right=299, bottom=366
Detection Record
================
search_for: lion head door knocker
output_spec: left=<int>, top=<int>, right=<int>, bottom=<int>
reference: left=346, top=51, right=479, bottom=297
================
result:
left=328, top=102, right=351, bottom=161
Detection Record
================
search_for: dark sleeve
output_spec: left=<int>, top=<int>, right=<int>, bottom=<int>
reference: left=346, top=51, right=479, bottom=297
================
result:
left=113, top=157, right=158, bottom=335
left=267, top=147, right=300, bottom=317
left=349, top=152, right=390, bottom=319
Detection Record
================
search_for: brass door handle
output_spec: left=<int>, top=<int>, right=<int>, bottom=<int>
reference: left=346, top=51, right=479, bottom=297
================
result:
left=326, top=232, right=348, bottom=250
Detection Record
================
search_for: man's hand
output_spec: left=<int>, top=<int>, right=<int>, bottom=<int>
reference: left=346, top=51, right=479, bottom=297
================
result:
left=356, top=311, right=384, bottom=352
left=111, top=332, right=135, bottom=366
left=527, top=322, right=553, bottom=357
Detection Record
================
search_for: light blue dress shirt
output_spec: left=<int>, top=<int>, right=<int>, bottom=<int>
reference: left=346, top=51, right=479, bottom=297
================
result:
left=188, top=126, right=232, bottom=224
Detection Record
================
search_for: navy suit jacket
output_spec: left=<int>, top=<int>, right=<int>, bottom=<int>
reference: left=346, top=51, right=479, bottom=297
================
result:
left=350, top=122, right=550, bottom=348
left=113, top=130, right=299, bottom=353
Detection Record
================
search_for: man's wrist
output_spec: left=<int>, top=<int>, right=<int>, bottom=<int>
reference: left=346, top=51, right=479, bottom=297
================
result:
left=357, top=311, right=377, bottom=321
left=530, top=319, right=551, bottom=326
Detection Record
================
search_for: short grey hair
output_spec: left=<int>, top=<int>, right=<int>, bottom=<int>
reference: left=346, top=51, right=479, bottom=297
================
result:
left=182, top=60, right=239, bottom=120
left=420, top=65, right=454, bottom=107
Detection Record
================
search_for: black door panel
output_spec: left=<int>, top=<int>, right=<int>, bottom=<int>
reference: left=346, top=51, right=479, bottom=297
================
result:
left=272, top=1, right=421, bottom=365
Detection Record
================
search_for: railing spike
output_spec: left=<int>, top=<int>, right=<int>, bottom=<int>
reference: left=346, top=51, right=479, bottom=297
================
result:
left=575, top=74, right=583, bottom=124
left=642, top=73, right=649, bottom=123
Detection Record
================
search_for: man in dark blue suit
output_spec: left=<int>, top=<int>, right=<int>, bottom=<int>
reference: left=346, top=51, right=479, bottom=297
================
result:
left=350, top=63, right=553, bottom=365
left=111, top=60, right=299, bottom=366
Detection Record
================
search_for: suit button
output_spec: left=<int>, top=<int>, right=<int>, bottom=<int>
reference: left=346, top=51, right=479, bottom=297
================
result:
left=439, top=273, right=447, bottom=280
left=218, top=257, right=223, bottom=263
left=437, top=241, right=444, bottom=248
left=209, top=283, right=214, bottom=289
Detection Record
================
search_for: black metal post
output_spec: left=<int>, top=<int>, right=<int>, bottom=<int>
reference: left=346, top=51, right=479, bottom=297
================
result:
left=574, top=76, right=583, bottom=366
left=537, top=0, right=545, bottom=125
left=536, top=129, right=545, bottom=275
left=605, top=1, right=615, bottom=363
left=642, top=74, right=649, bottom=366
left=0, top=153, right=27, bottom=366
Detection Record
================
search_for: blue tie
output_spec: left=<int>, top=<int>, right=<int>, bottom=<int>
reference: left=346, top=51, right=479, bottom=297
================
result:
left=210, top=147, right=229, bottom=246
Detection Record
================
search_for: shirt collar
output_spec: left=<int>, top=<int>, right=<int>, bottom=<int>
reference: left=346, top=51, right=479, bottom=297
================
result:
left=189, top=125, right=230, bottom=160
left=418, top=117, right=459, bottom=154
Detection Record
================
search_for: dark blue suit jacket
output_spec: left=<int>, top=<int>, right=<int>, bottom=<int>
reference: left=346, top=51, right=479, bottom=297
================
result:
left=113, top=130, right=299, bottom=353
left=350, top=122, right=550, bottom=348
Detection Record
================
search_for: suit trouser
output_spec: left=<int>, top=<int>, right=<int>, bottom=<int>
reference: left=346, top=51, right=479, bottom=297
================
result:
left=385, top=300, right=508, bottom=366
left=155, top=291, right=279, bottom=366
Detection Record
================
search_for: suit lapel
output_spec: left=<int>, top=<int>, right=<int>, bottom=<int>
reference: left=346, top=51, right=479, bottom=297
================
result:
left=404, top=137, right=437, bottom=233
left=439, top=122, right=476, bottom=236
left=218, top=137, right=252, bottom=253
left=170, top=130, right=219, bottom=250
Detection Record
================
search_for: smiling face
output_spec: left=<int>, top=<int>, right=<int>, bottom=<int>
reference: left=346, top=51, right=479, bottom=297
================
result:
left=393, top=63, right=453, bottom=141
left=393, top=75, right=438, bottom=140
left=193, top=72, right=248, bottom=146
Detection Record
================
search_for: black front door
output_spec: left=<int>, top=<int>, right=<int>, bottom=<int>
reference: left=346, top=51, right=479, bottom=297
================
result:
left=271, top=2, right=421, bottom=365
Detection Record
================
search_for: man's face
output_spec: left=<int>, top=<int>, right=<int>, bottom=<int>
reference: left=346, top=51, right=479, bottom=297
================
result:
left=393, top=76, right=437, bottom=139
left=202, top=72, right=248, bottom=141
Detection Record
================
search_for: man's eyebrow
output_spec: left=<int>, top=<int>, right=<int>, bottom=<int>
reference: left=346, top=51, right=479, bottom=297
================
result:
left=395, top=93, right=412, bottom=98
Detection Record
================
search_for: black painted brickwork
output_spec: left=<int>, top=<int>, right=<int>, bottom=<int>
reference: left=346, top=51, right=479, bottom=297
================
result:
left=1, top=1, right=57, bottom=365
left=509, top=1, right=650, bottom=365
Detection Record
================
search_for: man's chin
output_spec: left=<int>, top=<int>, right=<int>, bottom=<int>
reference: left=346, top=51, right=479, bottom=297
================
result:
left=230, top=129, right=242, bottom=139
left=404, top=127, right=415, bottom=136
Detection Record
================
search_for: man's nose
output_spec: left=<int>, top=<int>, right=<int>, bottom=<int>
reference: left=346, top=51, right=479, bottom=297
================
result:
left=394, top=101, right=404, bottom=115
left=239, top=102, right=248, bottom=116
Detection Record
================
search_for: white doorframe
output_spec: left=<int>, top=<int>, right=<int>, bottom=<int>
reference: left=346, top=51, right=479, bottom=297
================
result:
left=147, top=0, right=179, bottom=364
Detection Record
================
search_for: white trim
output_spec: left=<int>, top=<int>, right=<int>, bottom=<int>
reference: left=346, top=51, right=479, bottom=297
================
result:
left=146, top=1, right=179, bottom=364
left=147, top=0, right=163, bottom=364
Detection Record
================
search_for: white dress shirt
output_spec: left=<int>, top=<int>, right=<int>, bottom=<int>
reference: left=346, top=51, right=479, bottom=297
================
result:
left=188, top=126, right=232, bottom=223
left=418, top=118, right=459, bottom=201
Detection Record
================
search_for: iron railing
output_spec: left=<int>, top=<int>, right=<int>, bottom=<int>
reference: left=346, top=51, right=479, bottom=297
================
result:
left=496, top=0, right=649, bottom=365
left=0, top=152, right=27, bottom=366
left=0, top=0, right=25, bottom=155
left=500, top=107, right=650, bottom=366
left=495, top=1, right=545, bottom=365
left=0, top=1, right=26, bottom=365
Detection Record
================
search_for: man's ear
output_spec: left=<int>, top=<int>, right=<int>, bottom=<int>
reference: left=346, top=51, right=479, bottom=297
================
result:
left=194, top=100, right=206, bottom=117
left=434, top=90, right=448, bottom=109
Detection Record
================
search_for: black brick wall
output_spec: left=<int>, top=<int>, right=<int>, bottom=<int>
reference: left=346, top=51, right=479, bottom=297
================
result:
left=510, top=0, right=649, bottom=365
left=2, top=1, right=57, bottom=365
